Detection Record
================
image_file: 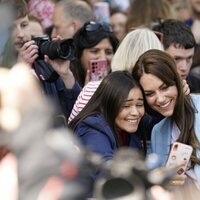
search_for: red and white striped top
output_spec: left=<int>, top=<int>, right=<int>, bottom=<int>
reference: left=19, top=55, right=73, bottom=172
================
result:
left=68, top=81, right=101, bottom=123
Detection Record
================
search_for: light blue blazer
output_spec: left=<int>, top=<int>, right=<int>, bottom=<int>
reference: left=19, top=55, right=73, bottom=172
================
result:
left=151, top=94, right=200, bottom=180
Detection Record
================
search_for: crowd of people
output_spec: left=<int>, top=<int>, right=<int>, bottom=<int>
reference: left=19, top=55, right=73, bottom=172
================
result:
left=0, top=0, right=200, bottom=199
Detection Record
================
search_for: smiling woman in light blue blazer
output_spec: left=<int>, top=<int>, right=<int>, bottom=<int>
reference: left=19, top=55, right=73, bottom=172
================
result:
left=132, top=49, right=200, bottom=188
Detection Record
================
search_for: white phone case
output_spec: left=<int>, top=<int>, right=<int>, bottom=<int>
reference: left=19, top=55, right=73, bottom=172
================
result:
left=166, top=142, right=193, bottom=175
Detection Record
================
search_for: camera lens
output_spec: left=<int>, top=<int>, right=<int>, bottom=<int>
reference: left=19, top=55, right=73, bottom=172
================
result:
left=35, top=37, right=75, bottom=60
left=58, top=39, right=75, bottom=60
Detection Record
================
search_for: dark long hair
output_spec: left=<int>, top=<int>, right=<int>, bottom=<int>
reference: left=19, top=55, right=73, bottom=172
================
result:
left=70, top=21, right=119, bottom=87
left=69, top=71, right=142, bottom=143
left=132, top=49, right=200, bottom=165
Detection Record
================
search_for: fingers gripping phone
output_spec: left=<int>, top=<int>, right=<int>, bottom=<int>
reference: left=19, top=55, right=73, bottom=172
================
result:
left=166, top=142, right=193, bottom=175
left=89, top=59, right=108, bottom=81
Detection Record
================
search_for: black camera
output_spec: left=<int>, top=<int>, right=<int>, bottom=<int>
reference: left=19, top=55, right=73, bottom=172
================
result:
left=32, top=35, right=75, bottom=60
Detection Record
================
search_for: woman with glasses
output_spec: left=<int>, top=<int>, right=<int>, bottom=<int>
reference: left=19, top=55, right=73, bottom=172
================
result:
left=70, top=21, right=119, bottom=87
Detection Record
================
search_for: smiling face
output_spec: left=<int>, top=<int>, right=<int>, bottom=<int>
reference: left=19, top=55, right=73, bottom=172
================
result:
left=115, top=87, right=145, bottom=133
left=140, top=73, right=178, bottom=117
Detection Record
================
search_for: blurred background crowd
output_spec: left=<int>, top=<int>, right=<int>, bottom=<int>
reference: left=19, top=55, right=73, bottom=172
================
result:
left=0, top=0, right=200, bottom=199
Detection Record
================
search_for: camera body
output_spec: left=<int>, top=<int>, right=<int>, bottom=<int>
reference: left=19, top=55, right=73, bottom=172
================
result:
left=32, top=35, right=75, bottom=60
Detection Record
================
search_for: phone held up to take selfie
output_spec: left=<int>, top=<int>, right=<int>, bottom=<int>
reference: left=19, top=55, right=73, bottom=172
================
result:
left=166, top=142, right=193, bottom=175
left=89, top=59, right=108, bottom=82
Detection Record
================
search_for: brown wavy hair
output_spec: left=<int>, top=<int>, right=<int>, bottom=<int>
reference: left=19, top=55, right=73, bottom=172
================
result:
left=132, top=49, right=200, bottom=166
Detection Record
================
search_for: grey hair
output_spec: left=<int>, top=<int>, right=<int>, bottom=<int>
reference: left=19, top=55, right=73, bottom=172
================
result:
left=57, top=0, right=94, bottom=26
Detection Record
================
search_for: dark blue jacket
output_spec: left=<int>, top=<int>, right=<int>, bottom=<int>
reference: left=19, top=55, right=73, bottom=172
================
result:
left=74, top=114, right=143, bottom=176
left=74, top=114, right=163, bottom=197
left=33, top=59, right=81, bottom=119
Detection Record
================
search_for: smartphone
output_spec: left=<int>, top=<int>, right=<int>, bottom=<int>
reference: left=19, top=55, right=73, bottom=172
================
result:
left=166, top=142, right=193, bottom=175
left=89, top=59, right=108, bottom=82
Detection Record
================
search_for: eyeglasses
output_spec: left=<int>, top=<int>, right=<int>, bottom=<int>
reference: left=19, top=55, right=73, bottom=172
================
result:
left=129, top=27, right=163, bottom=43
left=85, top=21, right=113, bottom=33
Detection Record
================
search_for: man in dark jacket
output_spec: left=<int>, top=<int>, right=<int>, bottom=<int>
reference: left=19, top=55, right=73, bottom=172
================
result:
left=8, top=0, right=81, bottom=120
left=153, top=19, right=200, bottom=93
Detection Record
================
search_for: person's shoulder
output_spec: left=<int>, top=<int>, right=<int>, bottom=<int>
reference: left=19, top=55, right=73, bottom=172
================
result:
left=190, top=94, right=200, bottom=109
left=78, top=81, right=101, bottom=100
left=75, top=114, right=115, bottom=140
left=187, top=74, right=200, bottom=93
left=75, top=114, right=109, bottom=133
left=190, top=94, right=200, bottom=98
left=187, top=74, right=200, bottom=86
left=151, top=117, right=172, bottom=153
left=83, top=81, right=101, bottom=92
left=188, top=73, right=200, bottom=81
left=83, top=114, right=105, bottom=124
left=152, top=117, right=171, bottom=135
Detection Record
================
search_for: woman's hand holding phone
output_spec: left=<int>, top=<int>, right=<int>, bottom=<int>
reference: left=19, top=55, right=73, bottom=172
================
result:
left=166, top=142, right=193, bottom=176
left=164, top=142, right=193, bottom=188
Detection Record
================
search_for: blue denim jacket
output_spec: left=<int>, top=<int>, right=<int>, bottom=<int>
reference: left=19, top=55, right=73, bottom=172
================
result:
left=151, top=94, right=200, bottom=180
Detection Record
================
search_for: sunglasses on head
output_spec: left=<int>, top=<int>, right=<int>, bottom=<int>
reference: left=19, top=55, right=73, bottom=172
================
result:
left=129, top=27, right=163, bottom=43
left=85, top=21, right=113, bottom=33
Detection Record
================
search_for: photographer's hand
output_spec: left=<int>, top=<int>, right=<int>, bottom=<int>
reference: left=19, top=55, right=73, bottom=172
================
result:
left=44, top=55, right=75, bottom=89
left=18, top=40, right=38, bottom=66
